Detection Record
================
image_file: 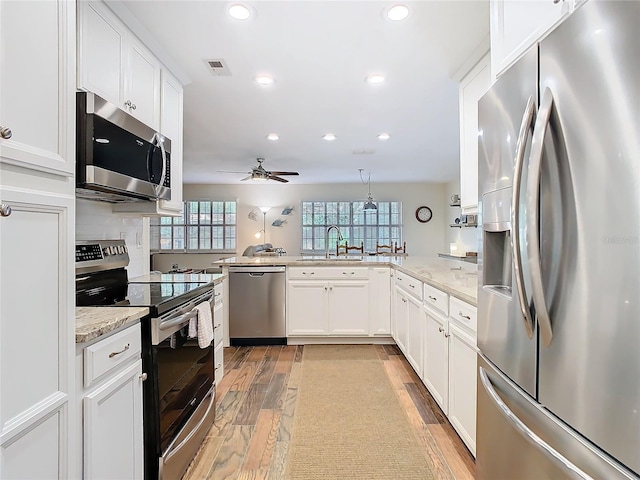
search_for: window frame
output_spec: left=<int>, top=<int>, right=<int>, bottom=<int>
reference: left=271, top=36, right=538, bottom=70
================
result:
left=150, top=200, right=237, bottom=253
left=300, top=200, right=402, bottom=255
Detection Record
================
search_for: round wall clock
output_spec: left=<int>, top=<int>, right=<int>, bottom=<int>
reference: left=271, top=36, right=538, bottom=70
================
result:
left=415, top=206, right=433, bottom=223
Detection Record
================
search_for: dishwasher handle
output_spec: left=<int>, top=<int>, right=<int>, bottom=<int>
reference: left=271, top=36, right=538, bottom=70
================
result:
left=228, top=266, right=286, bottom=273
left=249, top=272, right=264, bottom=277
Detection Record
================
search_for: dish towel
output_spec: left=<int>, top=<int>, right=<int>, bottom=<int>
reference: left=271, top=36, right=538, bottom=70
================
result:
left=188, top=301, right=214, bottom=348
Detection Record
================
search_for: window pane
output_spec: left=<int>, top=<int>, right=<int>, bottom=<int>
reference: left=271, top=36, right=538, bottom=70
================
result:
left=326, top=202, right=338, bottom=225
left=301, top=202, right=313, bottom=225
left=187, top=201, right=199, bottom=224
left=173, top=226, right=184, bottom=250
left=211, top=226, right=223, bottom=250
left=188, top=226, right=198, bottom=250
left=225, top=226, right=236, bottom=249
left=352, top=203, right=364, bottom=225
left=199, top=202, right=211, bottom=224
left=302, top=226, right=313, bottom=250
left=225, top=201, right=236, bottom=214
left=338, top=202, right=350, bottom=225
left=313, top=226, right=325, bottom=250
left=160, top=217, right=172, bottom=225
left=313, top=202, right=325, bottom=225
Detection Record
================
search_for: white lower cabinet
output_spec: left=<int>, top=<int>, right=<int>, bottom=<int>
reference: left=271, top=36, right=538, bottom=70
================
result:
left=78, top=323, right=144, bottom=479
left=423, top=308, right=449, bottom=414
left=84, top=360, right=143, bottom=480
left=405, top=295, right=424, bottom=377
left=370, top=267, right=391, bottom=335
left=447, top=322, right=477, bottom=456
left=394, top=287, right=409, bottom=353
left=287, top=267, right=373, bottom=338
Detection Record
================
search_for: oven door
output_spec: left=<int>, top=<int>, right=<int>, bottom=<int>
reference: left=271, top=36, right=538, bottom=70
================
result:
left=143, top=289, right=215, bottom=479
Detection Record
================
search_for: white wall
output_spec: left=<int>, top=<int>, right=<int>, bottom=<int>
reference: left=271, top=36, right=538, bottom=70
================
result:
left=151, top=182, right=447, bottom=270
left=443, top=179, right=479, bottom=255
left=76, top=199, right=148, bottom=278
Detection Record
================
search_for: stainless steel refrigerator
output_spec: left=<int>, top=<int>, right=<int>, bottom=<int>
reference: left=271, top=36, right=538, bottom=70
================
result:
left=476, top=2, right=639, bottom=479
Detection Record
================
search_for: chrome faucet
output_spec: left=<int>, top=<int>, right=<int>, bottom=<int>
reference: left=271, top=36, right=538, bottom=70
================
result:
left=325, top=224, right=344, bottom=259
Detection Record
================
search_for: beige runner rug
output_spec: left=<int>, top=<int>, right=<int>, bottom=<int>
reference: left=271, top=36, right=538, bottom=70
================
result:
left=285, top=345, right=435, bottom=480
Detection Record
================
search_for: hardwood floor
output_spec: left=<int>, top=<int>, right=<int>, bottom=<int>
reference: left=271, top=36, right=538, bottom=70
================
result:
left=183, top=345, right=475, bottom=480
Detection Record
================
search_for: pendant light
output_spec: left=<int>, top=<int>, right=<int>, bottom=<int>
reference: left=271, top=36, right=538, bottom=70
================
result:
left=359, top=169, right=377, bottom=210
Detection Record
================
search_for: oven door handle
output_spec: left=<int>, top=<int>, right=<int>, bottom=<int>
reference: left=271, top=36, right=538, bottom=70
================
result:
left=164, top=388, right=215, bottom=463
left=159, top=308, right=199, bottom=331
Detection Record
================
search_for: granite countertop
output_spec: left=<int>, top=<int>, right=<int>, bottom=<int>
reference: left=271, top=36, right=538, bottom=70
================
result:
left=215, top=255, right=478, bottom=305
left=76, top=307, right=149, bottom=344
left=129, top=272, right=226, bottom=283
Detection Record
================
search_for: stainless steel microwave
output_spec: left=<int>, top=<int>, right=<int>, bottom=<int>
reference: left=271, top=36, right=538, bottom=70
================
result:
left=76, top=92, right=171, bottom=203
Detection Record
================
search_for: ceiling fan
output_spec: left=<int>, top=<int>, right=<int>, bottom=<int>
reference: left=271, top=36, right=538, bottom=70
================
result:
left=218, top=158, right=299, bottom=183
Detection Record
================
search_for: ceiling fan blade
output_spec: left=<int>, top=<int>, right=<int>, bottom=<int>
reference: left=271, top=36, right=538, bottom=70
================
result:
left=217, top=170, right=251, bottom=174
left=269, top=171, right=299, bottom=176
left=268, top=175, right=289, bottom=183
left=239, top=176, right=252, bottom=181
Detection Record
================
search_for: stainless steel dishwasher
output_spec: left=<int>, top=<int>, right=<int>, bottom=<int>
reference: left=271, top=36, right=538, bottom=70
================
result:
left=228, top=265, right=286, bottom=346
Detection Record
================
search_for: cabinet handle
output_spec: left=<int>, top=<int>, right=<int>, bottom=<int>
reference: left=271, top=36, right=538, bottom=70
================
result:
left=402, top=298, right=407, bottom=303
left=444, top=333, right=450, bottom=338
left=108, top=343, right=130, bottom=358
left=324, top=286, right=328, bottom=291
left=0, top=126, right=12, bottom=139
left=214, top=323, right=222, bottom=329
left=329, top=286, right=333, bottom=291
left=342, top=271, right=355, bottom=276
left=215, top=363, right=222, bottom=371
left=428, top=295, right=437, bottom=301
left=409, top=284, right=415, bottom=289
left=438, top=326, right=444, bottom=333
left=124, top=100, right=133, bottom=109
left=303, top=271, right=314, bottom=275
left=131, top=103, right=136, bottom=110
left=139, top=373, right=148, bottom=381
left=459, top=311, right=471, bottom=320
left=0, top=204, right=12, bottom=217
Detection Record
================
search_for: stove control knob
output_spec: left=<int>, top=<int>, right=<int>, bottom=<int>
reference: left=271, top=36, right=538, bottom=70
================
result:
left=102, top=247, right=110, bottom=256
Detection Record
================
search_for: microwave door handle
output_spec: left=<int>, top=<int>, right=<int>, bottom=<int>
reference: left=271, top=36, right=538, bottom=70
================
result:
left=511, top=96, right=536, bottom=339
left=156, top=133, right=167, bottom=194
left=526, top=87, right=554, bottom=347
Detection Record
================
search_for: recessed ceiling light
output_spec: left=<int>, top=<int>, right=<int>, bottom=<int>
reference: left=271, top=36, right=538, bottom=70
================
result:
left=322, top=134, right=337, bottom=141
left=254, top=74, right=274, bottom=86
left=377, top=133, right=391, bottom=140
left=387, top=5, right=409, bottom=21
left=228, top=4, right=250, bottom=20
left=366, top=74, right=385, bottom=85
left=267, top=133, right=279, bottom=141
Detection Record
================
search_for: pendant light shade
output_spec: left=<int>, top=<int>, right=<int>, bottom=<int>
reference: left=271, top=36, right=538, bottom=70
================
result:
left=359, top=169, right=378, bottom=210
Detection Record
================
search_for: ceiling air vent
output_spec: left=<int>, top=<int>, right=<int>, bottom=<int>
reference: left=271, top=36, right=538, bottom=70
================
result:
left=206, top=59, right=231, bottom=76
left=352, top=149, right=375, bottom=155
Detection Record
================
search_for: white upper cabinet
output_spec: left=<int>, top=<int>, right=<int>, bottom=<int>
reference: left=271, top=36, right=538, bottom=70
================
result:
left=490, top=0, right=575, bottom=78
left=459, top=53, right=491, bottom=214
left=0, top=0, right=75, bottom=176
left=78, top=1, right=161, bottom=130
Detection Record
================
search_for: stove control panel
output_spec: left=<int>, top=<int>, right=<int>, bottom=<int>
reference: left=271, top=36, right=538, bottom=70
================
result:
left=75, top=240, right=130, bottom=274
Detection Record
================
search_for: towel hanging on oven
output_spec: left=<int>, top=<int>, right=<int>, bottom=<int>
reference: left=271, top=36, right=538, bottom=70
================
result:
left=188, top=301, right=214, bottom=348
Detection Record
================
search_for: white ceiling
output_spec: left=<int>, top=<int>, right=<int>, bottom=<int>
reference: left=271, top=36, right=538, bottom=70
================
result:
left=118, top=1, right=489, bottom=185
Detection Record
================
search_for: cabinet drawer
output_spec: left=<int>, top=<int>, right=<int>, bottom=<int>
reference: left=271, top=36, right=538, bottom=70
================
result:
left=449, top=296, right=477, bottom=333
left=213, top=283, right=223, bottom=307
left=84, top=323, right=141, bottom=387
left=424, top=283, right=449, bottom=316
left=214, top=342, right=224, bottom=383
left=395, top=271, right=423, bottom=300
left=288, top=266, right=369, bottom=280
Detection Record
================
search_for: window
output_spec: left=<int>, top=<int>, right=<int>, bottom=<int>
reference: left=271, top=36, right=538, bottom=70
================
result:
left=150, top=200, right=237, bottom=252
left=301, top=201, right=402, bottom=253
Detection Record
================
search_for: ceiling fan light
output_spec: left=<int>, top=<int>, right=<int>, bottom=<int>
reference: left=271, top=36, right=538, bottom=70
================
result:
left=366, top=74, right=385, bottom=85
left=377, top=133, right=391, bottom=140
left=266, top=133, right=279, bottom=141
left=254, top=74, right=274, bottom=86
left=322, top=133, right=337, bottom=141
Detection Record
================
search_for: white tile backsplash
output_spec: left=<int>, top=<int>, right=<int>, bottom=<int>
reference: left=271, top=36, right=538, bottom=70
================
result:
left=76, top=199, right=146, bottom=278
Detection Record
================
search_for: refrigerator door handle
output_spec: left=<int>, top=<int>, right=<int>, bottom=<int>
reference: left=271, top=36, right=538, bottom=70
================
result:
left=479, top=367, right=594, bottom=480
left=511, top=95, right=536, bottom=339
left=526, top=86, right=554, bottom=347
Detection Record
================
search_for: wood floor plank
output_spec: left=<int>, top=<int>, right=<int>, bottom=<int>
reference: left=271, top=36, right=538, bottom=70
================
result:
left=390, top=354, right=414, bottom=383
left=207, top=425, right=253, bottom=480
left=429, top=423, right=476, bottom=480
left=253, top=347, right=280, bottom=385
left=223, top=346, right=240, bottom=373
left=216, top=366, right=241, bottom=401
left=374, top=344, right=389, bottom=360
left=241, top=410, right=281, bottom=471
left=233, top=383, right=268, bottom=426
left=287, top=363, right=301, bottom=389
left=405, top=382, right=441, bottom=425
left=383, top=343, right=402, bottom=356
left=228, top=347, right=253, bottom=369
left=237, top=469, right=269, bottom=480
left=183, top=434, right=224, bottom=480
left=383, top=359, right=406, bottom=391
left=293, top=345, right=303, bottom=362
left=247, top=345, right=269, bottom=362
left=276, top=388, right=298, bottom=442
left=273, top=346, right=296, bottom=374
left=267, top=441, right=289, bottom=480
left=262, top=373, right=288, bottom=410
left=412, top=423, right=456, bottom=480
left=211, top=391, right=243, bottom=437
left=229, top=362, right=259, bottom=392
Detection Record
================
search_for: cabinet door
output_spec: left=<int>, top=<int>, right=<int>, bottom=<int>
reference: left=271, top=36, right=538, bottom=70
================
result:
left=0, top=189, right=74, bottom=479
left=423, top=309, right=449, bottom=414
left=328, top=281, right=369, bottom=336
left=125, top=41, right=161, bottom=129
left=370, top=267, right=391, bottom=335
left=0, top=0, right=75, bottom=176
left=448, top=323, right=478, bottom=456
left=405, top=295, right=424, bottom=377
left=491, top=0, right=573, bottom=77
left=84, top=360, right=143, bottom=480
left=287, top=281, right=328, bottom=335
left=394, top=288, right=409, bottom=355
left=77, top=1, right=124, bottom=107
left=459, top=54, right=491, bottom=213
